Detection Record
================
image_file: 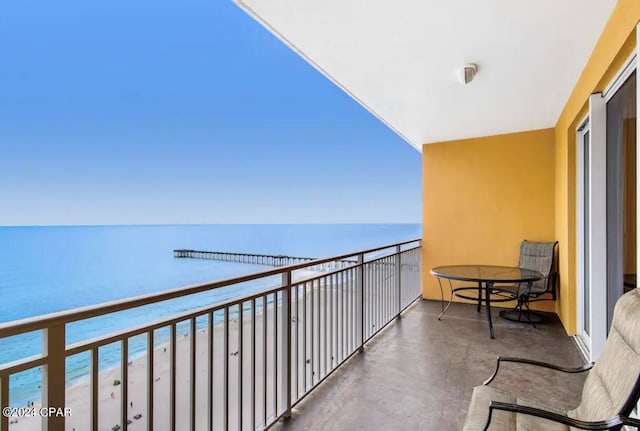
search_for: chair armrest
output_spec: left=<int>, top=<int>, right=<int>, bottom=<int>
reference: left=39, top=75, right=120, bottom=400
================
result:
left=622, top=416, right=640, bottom=428
left=483, top=356, right=593, bottom=385
left=485, top=401, right=625, bottom=431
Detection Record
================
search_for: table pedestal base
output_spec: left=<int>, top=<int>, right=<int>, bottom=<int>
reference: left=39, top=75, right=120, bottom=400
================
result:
left=499, top=309, right=544, bottom=324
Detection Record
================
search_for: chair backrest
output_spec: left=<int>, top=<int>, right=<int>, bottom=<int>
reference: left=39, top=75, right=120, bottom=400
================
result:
left=517, top=240, right=558, bottom=294
left=568, top=289, right=640, bottom=428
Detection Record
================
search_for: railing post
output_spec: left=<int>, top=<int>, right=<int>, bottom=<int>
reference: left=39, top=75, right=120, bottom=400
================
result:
left=419, top=239, right=423, bottom=299
left=396, top=245, right=402, bottom=317
left=1, top=376, right=9, bottom=431
left=42, top=324, right=66, bottom=431
left=280, top=271, right=292, bottom=419
left=356, top=254, right=364, bottom=353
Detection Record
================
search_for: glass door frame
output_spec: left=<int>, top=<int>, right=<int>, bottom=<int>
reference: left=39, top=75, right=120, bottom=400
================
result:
left=576, top=117, right=592, bottom=359
left=576, top=42, right=638, bottom=361
left=576, top=92, right=608, bottom=362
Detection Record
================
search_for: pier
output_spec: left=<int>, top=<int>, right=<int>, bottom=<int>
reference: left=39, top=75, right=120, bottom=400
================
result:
left=173, top=249, right=355, bottom=270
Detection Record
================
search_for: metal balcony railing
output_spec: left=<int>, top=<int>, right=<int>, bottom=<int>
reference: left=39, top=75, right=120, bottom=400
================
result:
left=0, top=239, right=422, bottom=431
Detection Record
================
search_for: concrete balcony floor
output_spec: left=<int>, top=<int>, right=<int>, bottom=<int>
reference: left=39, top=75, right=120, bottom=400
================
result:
left=274, top=299, right=586, bottom=431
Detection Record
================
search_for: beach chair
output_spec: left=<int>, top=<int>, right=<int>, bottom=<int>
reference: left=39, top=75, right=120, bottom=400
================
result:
left=463, top=288, right=640, bottom=430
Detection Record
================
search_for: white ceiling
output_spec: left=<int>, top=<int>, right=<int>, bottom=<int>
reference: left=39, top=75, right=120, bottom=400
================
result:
left=234, top=0, right=617, bottom=151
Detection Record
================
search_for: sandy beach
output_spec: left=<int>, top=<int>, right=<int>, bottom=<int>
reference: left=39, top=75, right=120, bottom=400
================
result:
left=11, top=312, right=274, bottom=431
left=9, top=280, right=368, bottom=431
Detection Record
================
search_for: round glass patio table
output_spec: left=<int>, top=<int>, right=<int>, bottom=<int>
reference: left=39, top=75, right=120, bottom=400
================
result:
left=430, top=265, right=544, bottom=338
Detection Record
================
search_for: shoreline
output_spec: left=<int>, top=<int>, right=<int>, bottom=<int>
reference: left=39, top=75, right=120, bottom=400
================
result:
left=9, top=303, right=281, bottom=431
left=9, top=281, right=355, bottom=431
left=11, top=319, right=238, bottom=431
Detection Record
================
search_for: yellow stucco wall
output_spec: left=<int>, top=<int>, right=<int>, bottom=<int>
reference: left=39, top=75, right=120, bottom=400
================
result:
left=554, top=0, right=639, bottom=335
left=422, top=129, right=556, bottom=311
left=420, top=0, right=640, bottom=334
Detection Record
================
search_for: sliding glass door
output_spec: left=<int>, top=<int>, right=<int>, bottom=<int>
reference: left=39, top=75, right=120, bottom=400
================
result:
left=606, top=71, right=637, bottom=330
left=577, top=59, right=637, bottom=360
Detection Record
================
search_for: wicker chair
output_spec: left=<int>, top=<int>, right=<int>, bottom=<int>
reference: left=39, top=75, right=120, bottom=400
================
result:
left=463, top=288, right=640, bottom=431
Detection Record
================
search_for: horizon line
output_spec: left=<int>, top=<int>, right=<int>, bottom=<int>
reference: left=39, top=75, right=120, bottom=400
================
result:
left=0, top=221, right=423, bottom=228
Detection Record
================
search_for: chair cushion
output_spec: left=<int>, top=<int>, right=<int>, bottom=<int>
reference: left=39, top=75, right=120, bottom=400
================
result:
left=567, top=289, right=640, bottom=428
left=464, top=290, right=640, bottom=431
left=517, top=241, right=556, bottom=292
left=463, top=386, right=515, bottom=431
left=515, top=397, right=568, bottom=431
left=463, top=385, right=569, bottom=431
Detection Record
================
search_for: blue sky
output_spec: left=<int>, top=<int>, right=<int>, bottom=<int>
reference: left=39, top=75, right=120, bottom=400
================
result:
left=0, top=0, right=421, bottom=225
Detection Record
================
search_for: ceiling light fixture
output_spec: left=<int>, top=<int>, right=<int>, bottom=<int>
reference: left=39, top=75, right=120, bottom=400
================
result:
left=457, top=63, right=478, bottom=85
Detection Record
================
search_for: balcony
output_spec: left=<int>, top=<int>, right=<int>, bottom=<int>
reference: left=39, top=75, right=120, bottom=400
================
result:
left=272, top=300, right=585, bottom=431
left=0, top=239, right=585, bottom=431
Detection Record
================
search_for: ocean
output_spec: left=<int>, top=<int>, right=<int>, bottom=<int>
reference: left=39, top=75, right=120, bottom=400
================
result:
left=0, top=223, right=420, bottom=406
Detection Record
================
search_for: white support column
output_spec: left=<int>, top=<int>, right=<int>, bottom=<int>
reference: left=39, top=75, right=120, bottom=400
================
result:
left=588, top=92, right=607, bottom=361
